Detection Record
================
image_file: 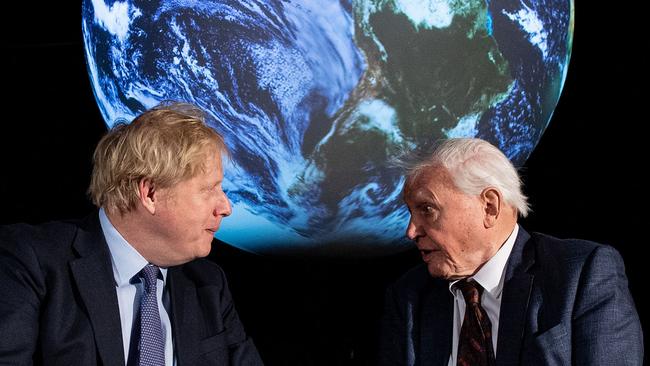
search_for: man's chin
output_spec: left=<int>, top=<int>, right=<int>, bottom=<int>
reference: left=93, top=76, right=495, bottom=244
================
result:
left=426, top=260, right=460, bottom=280
left=198, top=242, right=214, bottom=258
left=426, top=263, right=448, bottom=279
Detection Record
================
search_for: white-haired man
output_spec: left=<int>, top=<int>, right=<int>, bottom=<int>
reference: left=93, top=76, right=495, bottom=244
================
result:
left=379, top=138, right=643, bottom=365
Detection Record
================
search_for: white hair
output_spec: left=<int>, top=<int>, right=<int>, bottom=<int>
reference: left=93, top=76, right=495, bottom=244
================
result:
left=406, top=138, right=530, bottom=217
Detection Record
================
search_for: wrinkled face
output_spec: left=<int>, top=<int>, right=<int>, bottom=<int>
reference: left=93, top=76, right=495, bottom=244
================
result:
left=154, top=148, right=231, bottom=265
left=403, top=166, right=491, bottom=280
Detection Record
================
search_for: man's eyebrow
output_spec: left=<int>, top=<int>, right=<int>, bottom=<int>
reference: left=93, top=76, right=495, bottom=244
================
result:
left=411, top=188, right=439, bottom=203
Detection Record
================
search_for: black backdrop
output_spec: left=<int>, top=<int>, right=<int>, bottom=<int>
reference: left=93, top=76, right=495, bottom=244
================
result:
left=2, top=2, right=646, bottom=365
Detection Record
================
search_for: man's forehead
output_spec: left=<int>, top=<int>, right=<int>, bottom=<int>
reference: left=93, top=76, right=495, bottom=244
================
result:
left=405, top=166, right=450, bottom=190
left=403, top=169, right=442, bottom=202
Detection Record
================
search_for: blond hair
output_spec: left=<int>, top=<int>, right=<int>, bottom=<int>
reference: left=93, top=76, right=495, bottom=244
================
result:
left=89, top=102, right=227, bottom=214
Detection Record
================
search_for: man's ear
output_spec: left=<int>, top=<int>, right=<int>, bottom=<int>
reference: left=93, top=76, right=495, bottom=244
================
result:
left=481, top=187, right=502, bottom=228
left=138, top=178, right=157, bottom=215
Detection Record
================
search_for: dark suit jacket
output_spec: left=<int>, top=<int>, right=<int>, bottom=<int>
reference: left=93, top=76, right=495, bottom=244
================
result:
left=0, top=213, right=263, bottom=366
left=378, top=228, right=643, bottom=365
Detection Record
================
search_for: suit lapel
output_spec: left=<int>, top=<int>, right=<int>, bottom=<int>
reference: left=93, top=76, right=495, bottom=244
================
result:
left=69, top=214, right=125, bottom=366
left=421, top=279, right=453, bottom=366
left=495, top=228, right=535, bottom=366
left=169, top=266, right=193, bottom=365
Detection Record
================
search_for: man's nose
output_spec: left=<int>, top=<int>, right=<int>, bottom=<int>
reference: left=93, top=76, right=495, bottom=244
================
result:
left=405, top=219, right=420, bottom=241
left=214, top=191, right=232, bottom=217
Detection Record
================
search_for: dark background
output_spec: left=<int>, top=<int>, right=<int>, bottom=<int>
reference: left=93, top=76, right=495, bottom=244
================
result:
left=2, top=2, right=646, bottom=365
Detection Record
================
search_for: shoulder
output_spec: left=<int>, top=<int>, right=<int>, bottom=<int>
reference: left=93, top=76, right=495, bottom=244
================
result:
left=0, top=220, right=82, bottom=258
left=0, top=219, right=87, bottom=301
left=530, top=231, right=603, bottom=256
left=526, top=231, right=627, bottom=289
left=529, top=231, right=621, bottom=268
left=177, top=258, right=229, bottom=287
left=388, top=263, right=441, bottom=300
left=393, top=263, right=430, bottom=287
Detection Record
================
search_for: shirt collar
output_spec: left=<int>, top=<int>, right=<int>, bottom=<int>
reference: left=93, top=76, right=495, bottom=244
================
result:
left=449, top=224, right=519, bottom=298
left=99, top=208, right=168, bottom=287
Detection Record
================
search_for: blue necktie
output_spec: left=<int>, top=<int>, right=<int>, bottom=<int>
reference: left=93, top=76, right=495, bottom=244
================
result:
left=136, top=264, right=165, bottom=366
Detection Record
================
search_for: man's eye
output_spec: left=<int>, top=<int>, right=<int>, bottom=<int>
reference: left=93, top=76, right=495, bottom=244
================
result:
left=421, top=205, right=435, bottom=214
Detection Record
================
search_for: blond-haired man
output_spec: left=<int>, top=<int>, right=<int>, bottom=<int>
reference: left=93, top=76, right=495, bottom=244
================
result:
left=0, top=102, right=263, bottom=365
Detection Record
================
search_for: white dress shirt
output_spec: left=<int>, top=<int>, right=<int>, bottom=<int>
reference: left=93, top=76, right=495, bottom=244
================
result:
left=99, top=208, right=175, bottom=366
left=447, top=224, right=518, bottom=366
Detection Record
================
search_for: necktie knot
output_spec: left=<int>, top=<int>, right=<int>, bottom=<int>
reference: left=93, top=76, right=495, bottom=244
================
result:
left=455, top=279, right=483, bottom=306
left=140, top=264, right=160, bottom=294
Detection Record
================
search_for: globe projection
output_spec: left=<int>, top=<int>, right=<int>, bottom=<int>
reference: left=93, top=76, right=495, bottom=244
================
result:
left=82, top=0, right=574, bottom=255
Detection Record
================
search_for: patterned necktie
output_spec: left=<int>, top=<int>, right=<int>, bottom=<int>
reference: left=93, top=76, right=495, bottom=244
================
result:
left=136, top=264, right=166, bottom=366
left=456, top=279, right=495, bottom=366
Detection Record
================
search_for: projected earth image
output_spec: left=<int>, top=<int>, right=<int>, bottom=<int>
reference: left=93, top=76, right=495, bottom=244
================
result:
left=82, top=0, right=573, bottom=255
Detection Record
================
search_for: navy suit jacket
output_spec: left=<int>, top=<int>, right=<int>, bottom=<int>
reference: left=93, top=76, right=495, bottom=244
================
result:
left=378, top=228, right=643, bottom=365
left=0, top=213, right=263, bottom=365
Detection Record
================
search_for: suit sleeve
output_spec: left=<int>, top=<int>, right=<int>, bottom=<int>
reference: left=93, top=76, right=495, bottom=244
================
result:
left=216, top=266, right=264, bottom=366
left=0, top=228, right=44, bottom=365
left=572, top=245, right=644, bottom=365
